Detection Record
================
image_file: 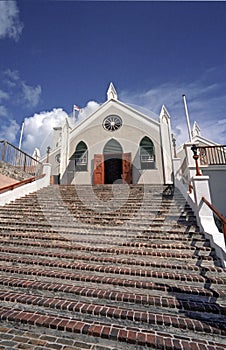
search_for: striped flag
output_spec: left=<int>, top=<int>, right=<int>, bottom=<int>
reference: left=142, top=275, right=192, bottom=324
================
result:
left=73, top=104, right=81, bottom=111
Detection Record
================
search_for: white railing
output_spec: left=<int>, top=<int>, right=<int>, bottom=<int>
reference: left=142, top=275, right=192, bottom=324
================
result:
left=173, top=154, right=226, bottom=267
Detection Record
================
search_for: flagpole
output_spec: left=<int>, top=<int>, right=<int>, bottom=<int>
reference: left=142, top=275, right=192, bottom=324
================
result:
left=72, top=105, right=75, bottom=121
left=18, top=120, right=24, bottom=150
left=73, top=104, right=81, bottom=121
left=182, top=94, right=192, bottom=142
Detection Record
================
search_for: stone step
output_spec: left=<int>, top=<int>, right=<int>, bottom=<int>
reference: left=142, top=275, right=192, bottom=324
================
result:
left=0, top=184, right=225, bottom=349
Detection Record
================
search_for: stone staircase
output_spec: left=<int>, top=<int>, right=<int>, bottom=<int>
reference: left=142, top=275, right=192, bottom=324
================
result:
left=0, top=184, right=225, bottom=350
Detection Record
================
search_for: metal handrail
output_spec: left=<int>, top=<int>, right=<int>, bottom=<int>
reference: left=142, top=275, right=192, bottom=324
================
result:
left=0, top=140, right=42, bottom=176
left=202, top=196, right=226, bottom=243
left=0, top=174, right=45, bottom=194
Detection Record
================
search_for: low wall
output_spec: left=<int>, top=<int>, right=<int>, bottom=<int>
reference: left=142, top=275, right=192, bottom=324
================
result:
left=0, top=164, right=51, bottom=206
left=173, top=158, right=226, bottom=267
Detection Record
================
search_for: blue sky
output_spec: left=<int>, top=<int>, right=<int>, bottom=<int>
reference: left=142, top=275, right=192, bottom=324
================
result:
left=0, top=0, right=226, bottom=155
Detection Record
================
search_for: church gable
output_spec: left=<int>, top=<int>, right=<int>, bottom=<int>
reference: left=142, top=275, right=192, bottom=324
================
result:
left=69, top=99, right=160, bottom=141
left=57, top=84, right=173, bottom=186
left=68, top=99, right=161, bottom=161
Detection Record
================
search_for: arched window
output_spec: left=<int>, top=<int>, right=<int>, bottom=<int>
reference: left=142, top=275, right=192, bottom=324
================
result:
left=73, top=141, right=88, bottom=171
left=139, top=136, right=155, bottom=169
left=103, top=139, right=123, bottom=155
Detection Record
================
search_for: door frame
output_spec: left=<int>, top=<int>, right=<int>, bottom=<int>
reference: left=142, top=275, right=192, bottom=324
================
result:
left=93, top=152, right=132, bottom=185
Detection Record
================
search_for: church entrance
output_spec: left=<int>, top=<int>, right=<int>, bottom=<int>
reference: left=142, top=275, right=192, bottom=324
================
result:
left=104, top=154, right=122, bottom=184
left=93, top=139, right=132, bottom=185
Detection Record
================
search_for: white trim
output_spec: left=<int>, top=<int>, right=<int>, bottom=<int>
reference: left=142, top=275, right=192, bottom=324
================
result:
left=69, top=99, right=161, bottom=138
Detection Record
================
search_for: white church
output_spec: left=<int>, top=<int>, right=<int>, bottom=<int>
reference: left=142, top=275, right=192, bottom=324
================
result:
left=45, top=83, right=174, bottom=186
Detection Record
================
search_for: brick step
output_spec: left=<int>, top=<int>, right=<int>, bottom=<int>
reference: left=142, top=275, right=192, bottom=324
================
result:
left=0, top=255, right=226, bottom=292
left=0, top=224, right=202, bottom=237
left=0, top=214, right=197, bottom=225
left=0, top=324, right=112, bottom=350
left=0, top=264, right=225, bottom=298
left=1, top=254, right=225, bottom=287
left=4, top=206, right=192, bottom=217
left=0, top=238, right=217, bottom=263
left=0, top=202, right=193, bottom=210
left=0, top=229, right=212, bottom=251
left=0, top=221, right=199, bottom=232
left=0, top=289, right=225, bottom=337
left=0, top=200, right=193, bottom=208
left=6, top=196, right=192, bottom=203
left=0, top=306, right=225, bottom=349
left=0, top=231, right=210, bottom=251
left=0, top=275, right=225, bottom=313
left=9, top=197, right=190, bottom=205
left=0, top=223, right=200, bottom=236
left=0, top=246, right=222, bottom=275
left=137, top=235, right=208, bottom=244
left=0, top=212, right=196, bottom=223
left=0, top=227, right=207, bottom=243
left=8, top=205, right=192, bottom=215
left=0, top=241, right=219, bottom=272
left=0, top=184, right=225, bottom=348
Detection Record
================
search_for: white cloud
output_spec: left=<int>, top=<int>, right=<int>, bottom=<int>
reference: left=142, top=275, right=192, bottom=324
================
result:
left=1, top=69, right=42, bottom=110
left=0, top=1, right=23, bottom=41
left=0, top=119, right=20, bottom=143
left=77, top=100, right=100, bottom=120
left=22, top=82, right=42, bottom=108
left=22, top=101, right=100, bottom=156
left=22, top=108, right=69, bottom=155
left=0, top=89, right=9, bottom=102
left=200, top=118, right=226, bottom=145
left=4, top=68, right=20, bottom=81
left=121, top=80, right=226, bottom=146
left=0, top=105, right=8, bottom=117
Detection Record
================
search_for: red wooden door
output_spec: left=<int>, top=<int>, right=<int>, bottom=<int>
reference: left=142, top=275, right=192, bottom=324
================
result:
left=93, top=154, right=104, bottom=185
left=122, top=153, right=132, bottom=184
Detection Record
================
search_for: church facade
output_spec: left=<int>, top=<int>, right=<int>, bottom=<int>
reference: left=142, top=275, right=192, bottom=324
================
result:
left=46, top=84, right=174, bottom=185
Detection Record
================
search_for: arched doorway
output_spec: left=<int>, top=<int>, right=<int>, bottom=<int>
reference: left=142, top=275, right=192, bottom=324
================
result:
left=93, top=139, right=132, bottom=185
left=103, top=139, right=123, bottom=184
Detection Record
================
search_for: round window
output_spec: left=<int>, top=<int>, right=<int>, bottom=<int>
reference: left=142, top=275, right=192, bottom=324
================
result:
left=103, top=115, right=122, bottom=132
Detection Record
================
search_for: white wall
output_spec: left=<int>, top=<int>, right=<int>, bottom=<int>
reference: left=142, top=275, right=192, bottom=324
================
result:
left=66, top=101, right=166, bottom=185
left=0, top=164, right=51, bottom=206
left=202, top=166, right=226, bottom=217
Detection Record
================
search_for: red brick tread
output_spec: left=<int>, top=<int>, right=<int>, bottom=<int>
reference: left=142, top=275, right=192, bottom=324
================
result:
left=0, top=289, right=225, bottom=335
left=0, top=275, right=224, bottom=314
left=0, top=184, right=225, bottom=348
left=0, top=238, right=215, bottom=261
left=0, top=306, right=225, bottom=349
left=0, top=254, right=225, bottom=285
left=0, top=264, right=224, bottom=298
left=0, top=231, right=210, bottom=249
left=0, top=325, right=114, bottom=350
left=0, top=245, right=222, bottom=272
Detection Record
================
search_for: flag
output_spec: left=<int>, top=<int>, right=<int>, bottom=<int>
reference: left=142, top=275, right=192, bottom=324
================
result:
left=73, top=104, right=80, bottom=111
